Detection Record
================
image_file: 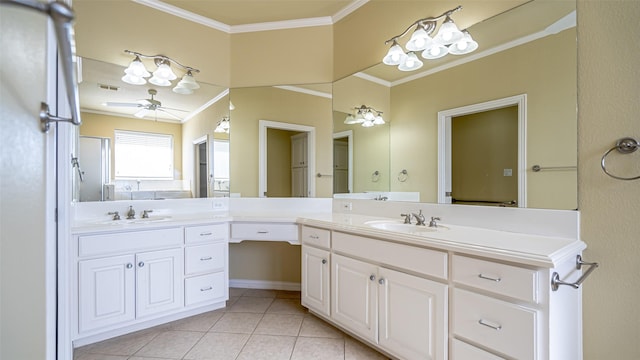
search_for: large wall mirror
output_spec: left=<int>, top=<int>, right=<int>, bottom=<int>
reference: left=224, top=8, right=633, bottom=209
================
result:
left=75, top=57, right=230, bottom=202
left=333, top=0, right=577, bottom=210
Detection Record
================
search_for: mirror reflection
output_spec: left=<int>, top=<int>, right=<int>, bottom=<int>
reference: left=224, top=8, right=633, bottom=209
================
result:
left=76, top=58, right=230, bottom=202
left=333, top=0, right=577, bottom=210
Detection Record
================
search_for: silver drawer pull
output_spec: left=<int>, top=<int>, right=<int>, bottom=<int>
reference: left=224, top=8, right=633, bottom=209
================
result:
left=309, top=234, right=319, bottom=239
left=478, top=274, right=502, bottom=282
left=478, top=319, right=502, bottom=330
left=200, top=286, right=213, bottom=292
left=369, top=275, right=376, bottom=281
left=126, top=263, right=133, bottom=269
left=257, top=230, right=269, bottom=234
left=322, top=259, right=327, bottom=264
left=200, top=256, right=213, bottom=261
left=200, top=232, right=213, bottom=236
left=138, top=261, right=144, bottom=268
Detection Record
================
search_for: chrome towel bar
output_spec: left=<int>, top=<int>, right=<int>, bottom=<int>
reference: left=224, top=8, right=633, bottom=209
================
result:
left=601, top=137, right=640, bottom=180
left=532, top=165, right=577, bottom=172
left=551, top=255, right=599, bottom=291
left=1, top=0, right=82, bottom=132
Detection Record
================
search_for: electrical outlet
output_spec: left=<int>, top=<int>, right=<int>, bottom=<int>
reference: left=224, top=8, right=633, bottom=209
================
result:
left=342, top=201, right=352, bottom=211
left=503, top=168, right=513, bottom=177
left=213, top=200, right=225, bottom=209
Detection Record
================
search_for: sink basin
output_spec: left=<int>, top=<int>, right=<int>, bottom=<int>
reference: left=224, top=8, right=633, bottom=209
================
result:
left=89, top=216, right=173, bottom=225
left=364, top=220, right=447, bottom=234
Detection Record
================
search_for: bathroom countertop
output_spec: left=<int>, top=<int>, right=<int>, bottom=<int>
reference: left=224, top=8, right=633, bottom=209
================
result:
left=71, top=210, right=585, bottom=268
left=297, top=213, right=586, bottom=268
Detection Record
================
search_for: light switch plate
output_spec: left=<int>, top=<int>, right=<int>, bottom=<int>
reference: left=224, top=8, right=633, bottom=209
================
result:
left=503, top=169, right=513, bottom=176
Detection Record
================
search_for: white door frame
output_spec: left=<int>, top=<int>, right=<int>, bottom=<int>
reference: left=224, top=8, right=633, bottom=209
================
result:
left=437, top=94, right=527, bottom=207
left=192, top=135, right=208, bottom=198
left=259, top=120, right=316, bottom=197
left=332, top=130, right=353, bottom=193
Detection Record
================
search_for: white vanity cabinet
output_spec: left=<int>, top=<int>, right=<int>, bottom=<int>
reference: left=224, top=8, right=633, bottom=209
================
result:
left=300, top=226, right=331, bottom=317
left=301, top=226, right=448, bottom=360
left=184, top=224, right=229, bottom=307
left=77, top=228, right=184, bottom=333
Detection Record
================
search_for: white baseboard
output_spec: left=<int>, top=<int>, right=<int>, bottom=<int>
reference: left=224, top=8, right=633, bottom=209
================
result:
left=229, top=279, right=301, bottom=291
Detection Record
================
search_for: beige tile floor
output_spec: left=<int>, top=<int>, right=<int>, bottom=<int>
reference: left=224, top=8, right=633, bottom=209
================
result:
left=74, top=288, right=391, bottom=360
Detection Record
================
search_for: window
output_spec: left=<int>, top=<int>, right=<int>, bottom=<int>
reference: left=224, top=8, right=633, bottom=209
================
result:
left=114, top=130, right=173, bottom=179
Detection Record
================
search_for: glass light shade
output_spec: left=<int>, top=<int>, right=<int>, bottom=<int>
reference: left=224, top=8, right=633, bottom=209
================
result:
left=152, top=62, right=177, bottom=81
left=229, top=101, right=235, bottom=110
left=124, top=57, right=150, bottom=78
left=421, top=43, right=449, bottom=59
left=433, top=17, right=464, bottom=45
left=382, top=42, right=407, bottom=66
left=344, top=114, right=359, bottom=124
left=406, top=27, right=433, bottom=51
left=361, top=120, right=375, bottom=128
left=149, top=75, right=172, bottom=87
left=364, top=110, right=375, bottom=121
left=121, top=73, right=146, bottom=85
left=172, top=85, right=193, bottom=95
left=448, top=30, right=478, bottom=55
left=176, top=72, right=200, bottom=89
left=398, top=52, right=423, bottom=71
left=373, top=114, right=385, bottom=125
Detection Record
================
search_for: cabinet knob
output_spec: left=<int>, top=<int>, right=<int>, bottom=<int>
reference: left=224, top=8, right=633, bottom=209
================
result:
left=369, top=275, right=376, bottom=281
left=138, top=261, right=144, bottom=268
left=322, top=259, right=327, bottom=264
left=378, top=278, right=385, bottom=285
left=126, top=263, right=133, bottom=269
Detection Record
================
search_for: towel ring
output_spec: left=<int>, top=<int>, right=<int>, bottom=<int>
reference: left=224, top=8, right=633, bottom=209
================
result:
left=397, top=169, right=408, bottom=182
left=601, top=137, right=640, bottom=181
left=371, top=170, right=380, bottom=182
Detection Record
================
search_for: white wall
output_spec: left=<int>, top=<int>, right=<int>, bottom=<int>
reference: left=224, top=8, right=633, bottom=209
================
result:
left=578, top=1, right=640, bottom=358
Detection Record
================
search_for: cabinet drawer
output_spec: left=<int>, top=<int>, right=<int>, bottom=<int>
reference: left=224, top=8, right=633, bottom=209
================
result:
left=451, top=339, right=506, bottom=360
left=79, top=228, right=182, bottom=257
left=452, top=255, right=539, bottom=303
left=332, top=232, right=447, bottom=280
left=185, top=223, right=229, bottom=244
left=453, top=289, right=538, bottom=360
left=301, top=226, right=330, bottom=249
left=185, top=272, right=226, bottom=306
left=185, top=243, right=226, bottom=275
left=230, top=223, right=298, bottom=243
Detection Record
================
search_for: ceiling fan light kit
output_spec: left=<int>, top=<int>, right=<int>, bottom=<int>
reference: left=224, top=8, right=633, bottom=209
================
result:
left=383, top=5, right=478, bottom=71
left=122, top=50, right=200, bottom=94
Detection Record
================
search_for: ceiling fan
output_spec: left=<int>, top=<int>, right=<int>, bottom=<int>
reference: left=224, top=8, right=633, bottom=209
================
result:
left=104, top=89, right=187, bottom=120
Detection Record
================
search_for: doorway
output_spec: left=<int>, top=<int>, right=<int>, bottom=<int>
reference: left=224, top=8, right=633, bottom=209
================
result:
left=332, top=130, right=353, bottom=194
left=438, top=94, right=527, bottom=207
left=258, top=120, right=316, bottom=198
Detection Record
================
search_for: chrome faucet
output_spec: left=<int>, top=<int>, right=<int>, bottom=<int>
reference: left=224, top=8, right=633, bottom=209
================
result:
left=373, top=194, right=388, bottom=201
left=400, top=213, right=412, bottom=224
left=141, top=209, right=153, bottom=218
left=126, top=206, right=136, bottom=219
left=107, top=211, right=120, bottom=220
left=412, top=210, right=426, bottom=226
left=429, top=216, right=441, bottom=228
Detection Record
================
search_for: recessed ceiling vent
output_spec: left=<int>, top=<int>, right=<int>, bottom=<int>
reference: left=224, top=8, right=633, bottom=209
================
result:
left=98, top=83, right=120, bottom=91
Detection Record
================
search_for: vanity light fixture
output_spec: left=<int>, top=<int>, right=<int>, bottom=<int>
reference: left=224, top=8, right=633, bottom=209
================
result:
left=214, top=117, right=230, bottom=133
left=383, top=5, right=478, bottom=71
left=344, top=105, right=385, bottom=127
left=121, top=50, right=200, bottom=94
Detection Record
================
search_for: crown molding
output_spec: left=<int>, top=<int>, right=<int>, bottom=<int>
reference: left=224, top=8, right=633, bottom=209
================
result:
left=133, top=0, right=368, bottom=33
left=273, top=85, right=332, bottom=99
left=182, top=88, right=229, bottom=123
left=132, top=0, right=231, bottom=32
left=353, top=72, right=391, bottom=87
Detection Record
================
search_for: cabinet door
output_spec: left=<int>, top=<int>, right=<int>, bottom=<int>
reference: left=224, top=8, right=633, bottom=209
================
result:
left=136, top=248, right=184, bottom=318
left=291, top=133, right=308, bottom=167
left=79, top=255, right=135, bottom=332
left=291, top=167, right=308, bottom=197
left=331, top=254, right=378, bottom=343
left=301, top=245, right=330, bottom=317
left=378, top=267, right=448, bottom=360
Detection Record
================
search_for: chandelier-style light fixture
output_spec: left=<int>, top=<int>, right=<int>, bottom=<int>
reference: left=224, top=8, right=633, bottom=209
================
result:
left=344, top=105, right=385, bottom=127
left=214, top=117, right=230, bottom=133
left=122, top=50, right=201, bottom=94
left=382, top=5, right=478, bottom=72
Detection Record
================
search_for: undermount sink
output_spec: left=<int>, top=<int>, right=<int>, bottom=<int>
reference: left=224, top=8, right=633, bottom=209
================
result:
left=364, top=220, right=448, bottom=234
left=90, top=216, right=173, bottom=225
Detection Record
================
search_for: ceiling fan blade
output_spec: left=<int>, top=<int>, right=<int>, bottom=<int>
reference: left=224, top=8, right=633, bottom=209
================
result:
left=134, top=108, right=149, bottom=118
left=157, top=108, right=184, bottom=121
left=105, top=102, right=143, bottom=108
left=137, top=99, right=152, bottom=106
